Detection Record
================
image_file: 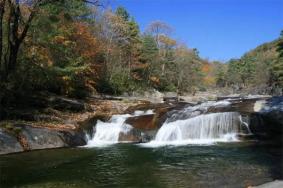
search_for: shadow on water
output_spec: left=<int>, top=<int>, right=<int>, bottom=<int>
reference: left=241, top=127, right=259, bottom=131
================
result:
left=0, top=145, right=166, bottom=188
left=0, top=142, right=282, bottom=188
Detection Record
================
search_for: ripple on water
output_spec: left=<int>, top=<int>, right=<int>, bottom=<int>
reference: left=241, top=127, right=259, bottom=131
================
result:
left=0, top=143, right=281, bottom=188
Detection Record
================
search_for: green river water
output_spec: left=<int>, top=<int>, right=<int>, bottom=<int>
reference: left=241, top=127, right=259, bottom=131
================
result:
left=0, top=142, right=282, bottom=188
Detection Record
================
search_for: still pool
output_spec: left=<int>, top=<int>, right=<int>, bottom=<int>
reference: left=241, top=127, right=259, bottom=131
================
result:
left=0, top=142, right=282, bottom=188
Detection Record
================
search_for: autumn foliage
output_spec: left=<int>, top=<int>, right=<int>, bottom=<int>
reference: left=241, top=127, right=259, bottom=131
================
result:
left=1, top=0, right=281, bottom=113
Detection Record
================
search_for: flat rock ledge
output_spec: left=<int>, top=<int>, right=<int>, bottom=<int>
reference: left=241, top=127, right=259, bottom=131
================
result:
left=0, top=124, right=86, bottom=155
left=250, top=180, right=283, bottom=188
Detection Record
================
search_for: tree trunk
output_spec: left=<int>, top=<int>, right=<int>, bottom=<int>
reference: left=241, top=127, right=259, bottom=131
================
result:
left=2, top=0, right=33, bottom=79
left=0, top=0, right=5, bottom=72
left=7, top=42, right=20, bottom=73
left=161, top=63, right=165, bottom=76
left=1, top=0, right=100, bottom=80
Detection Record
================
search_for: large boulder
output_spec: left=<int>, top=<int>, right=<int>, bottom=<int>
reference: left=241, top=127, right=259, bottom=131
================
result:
left=207, top=98, right=270, bottom=115
left=59, top=130, right=87, bottom=147
left=250, top=180, right=283, bottom=188
left=18, top=125, right=86, bottom=150
left=20, top=126, right=67, bottom=150
left=249, top=96, right=283, bottom=143
left=125, top=114, right=156, bottom=131
left=122, top=106, right=179, bottom=142
left=124, top=102, right=158, bottom=114
left=118, top=129, right=143, bottom=142
left=0, top=124, right=87, bottom=155
left=125, top=106, right=177, bottom=131
left=77, top=113, right=111, bottom=138
left=49, top=96, right=86, bottom=112
left=0, top=129, right=23, bottom=155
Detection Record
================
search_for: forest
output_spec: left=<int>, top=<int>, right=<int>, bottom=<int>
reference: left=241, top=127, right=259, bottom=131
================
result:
left=0, top=0, right=282, bottom=113
left=0, top=1, right=282, bottom=187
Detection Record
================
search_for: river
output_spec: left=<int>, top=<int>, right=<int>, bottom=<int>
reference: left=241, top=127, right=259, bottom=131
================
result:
left=0, top=142, right=282, bottom=188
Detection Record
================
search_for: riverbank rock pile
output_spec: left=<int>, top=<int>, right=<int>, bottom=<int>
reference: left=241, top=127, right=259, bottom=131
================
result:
left=0, top=94, right=153, bottom=154
left=0, top=94, right=282, bottom=155
left=250, top=96, right=283, bottom=144
left=0, top=123, right=86, bottom=155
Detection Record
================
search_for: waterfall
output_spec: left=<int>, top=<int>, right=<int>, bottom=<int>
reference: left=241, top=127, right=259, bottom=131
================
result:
left=85, top=110, right=153, bottom=147
left=166, top=100, right=231, bottom=123
left=142, top=112, right=243, bottom=147
left=84, top=99, right=249, bottom=148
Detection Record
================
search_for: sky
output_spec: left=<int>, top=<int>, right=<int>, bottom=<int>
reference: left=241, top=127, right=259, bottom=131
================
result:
left=109, top=0, right=283, bottom=61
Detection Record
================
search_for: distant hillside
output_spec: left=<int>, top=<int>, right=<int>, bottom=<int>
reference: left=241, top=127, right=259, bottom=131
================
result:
left=212, top=36, right=283, bottom=95
left=243, top=39, right=280, bottom=61
left=241, top=38, right=282, bottom=90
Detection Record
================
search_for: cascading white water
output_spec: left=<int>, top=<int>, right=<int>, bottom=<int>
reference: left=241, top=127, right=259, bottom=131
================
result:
left=86, top=114, right=132, bottom=147
left=85, top=110, right=153, bottom=147
left=142, top=112, right=243, bottom=147
left=166, top=100, right=232, bottom=123
left=84, top=99, right=250, bottom=147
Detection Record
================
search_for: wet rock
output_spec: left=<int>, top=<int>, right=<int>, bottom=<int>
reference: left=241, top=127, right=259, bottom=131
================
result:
left=18, top=125, right=86, bottom=150
left=49, top=97, right=85, bottom=112
left=59, top=130, right=86, bottom=147
left=118, top=128, right=156, bottom=143
left=249, top=97, right=283, bottom=144
left=237, top=133, right=257, bottom=141
left=251, top=180, right=283, bottom=188
left=163, top=92, right=179, bottom=103
left=7, top=113, right=63, bottom=122
left=123, top=106, right=179, bottom=142
left=125, top=114, right=156, bottom=131
left=125, top=106, right=177, bottom=130
left=118, top=129, right=142, bottom=142
left=20, top=125, right=66, bottom=150
left=77, top=113, right=111, bottom=137
left=163, top=97, right=179, bottom=103
left=249, top=114, right=270, bottom=139
left=204, top=97, right=271, bottom=115
left=124, top=101, right=155, bottom=114
left=217, top=94, right=242, bottom=100
left=0, top=129, right=23, bottom=155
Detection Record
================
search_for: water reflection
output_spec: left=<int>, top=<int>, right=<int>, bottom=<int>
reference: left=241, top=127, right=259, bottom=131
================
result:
left=0, top=143, right=282, bottom=188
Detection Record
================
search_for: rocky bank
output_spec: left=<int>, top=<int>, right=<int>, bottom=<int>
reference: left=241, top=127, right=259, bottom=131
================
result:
left=0, top=94, right=282, bottom=155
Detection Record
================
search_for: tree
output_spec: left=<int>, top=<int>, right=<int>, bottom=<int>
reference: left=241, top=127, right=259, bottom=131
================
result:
left=213, top=61, right=227, bottom=87
left=140, top=35, right=158, bottom=64
left=0, top=0, right=5, bottom=68
left=146, top=21, right=173, bottom=48
left=115, top=6, right=129, bottom=21
left=273, top=30, right=283, bottom=88
left=25, top=0, right=102, bottom=97
left=174, top=45, right=203, bottom=93
left=140, top=35, right=158, bottom=83
left=0, top=0, right=100, bottom=81
left=226, top=59, right=242, bottom=87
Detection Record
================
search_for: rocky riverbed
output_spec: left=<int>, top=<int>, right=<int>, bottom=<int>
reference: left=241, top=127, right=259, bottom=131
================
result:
left=0, top=94, right=282, bottom=155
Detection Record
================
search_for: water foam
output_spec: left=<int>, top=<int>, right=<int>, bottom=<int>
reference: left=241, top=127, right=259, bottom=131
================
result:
left=141, top=112, right=242, bottom=147
left=85, top=110, right=153, bottom=147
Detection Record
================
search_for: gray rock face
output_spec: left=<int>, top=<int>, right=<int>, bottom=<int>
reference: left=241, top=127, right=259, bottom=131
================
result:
left=0, top=129, right=23, bottom=155
left=59, top=129, right=87, bottom=147
left=118, top=128, right=143, bottom=142
left=49, top=96, right=85, bottom=112
left=250, top=97, right=283, bottom=143
left=19, top=125, right=86, bottom=150
left=117, top=127, right=157, bottom=143
left=252, top=180, right=283, bottom=188
left=21, top=126, right=66, bottom=150
left=0, top=125, right=87, bottom=155
left=258, top=96, right=283, bottom=113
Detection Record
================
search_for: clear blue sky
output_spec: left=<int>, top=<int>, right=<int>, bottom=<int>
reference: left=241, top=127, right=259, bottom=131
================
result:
left=109, top=0, right=283, bottom=61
